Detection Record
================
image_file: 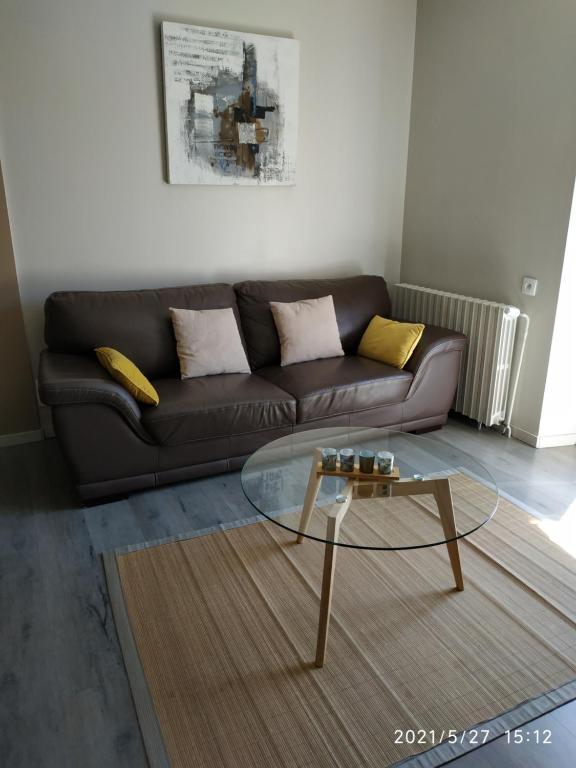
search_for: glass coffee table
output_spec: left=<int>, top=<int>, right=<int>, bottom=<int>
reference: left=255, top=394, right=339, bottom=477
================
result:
left=241, top=427, right=498, bottom=667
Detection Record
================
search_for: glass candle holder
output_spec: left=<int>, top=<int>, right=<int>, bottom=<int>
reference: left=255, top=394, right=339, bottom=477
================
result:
left=339, top=448, right=355, bottom=473
left=359, top=449, right=375, bottom=474
left=376, top=450, right=394, bottom=475
left=321, top=447, right=338, bottom=472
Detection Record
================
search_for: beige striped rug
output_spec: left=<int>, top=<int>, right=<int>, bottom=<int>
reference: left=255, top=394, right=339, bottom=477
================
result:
left=105, top=474, right=576, bottom=767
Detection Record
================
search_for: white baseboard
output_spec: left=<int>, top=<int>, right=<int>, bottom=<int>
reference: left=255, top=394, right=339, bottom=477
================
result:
left=510, top=425, right=576, bottom=448
left=510, top=425, right=539, bottom=447
left=536, top=433, right=576, bottom=448
left=0, top=429, right=44, bottom=448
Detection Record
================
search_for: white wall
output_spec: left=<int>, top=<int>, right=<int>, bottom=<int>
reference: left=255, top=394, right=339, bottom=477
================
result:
left=0, top=0, right=416, bottom=369
left=539, top=180, right=576, bottom=446
left=401, top=0, right=576, bottom=441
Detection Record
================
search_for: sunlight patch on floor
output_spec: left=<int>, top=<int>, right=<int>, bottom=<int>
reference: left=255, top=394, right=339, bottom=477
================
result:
left=537, top=496, right=576, bottom=558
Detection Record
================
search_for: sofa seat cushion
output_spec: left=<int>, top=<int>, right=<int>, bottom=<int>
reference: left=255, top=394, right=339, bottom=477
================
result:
left=256, top=356, right=413, bottom=423
left=141, top=374, right=296, bottom=446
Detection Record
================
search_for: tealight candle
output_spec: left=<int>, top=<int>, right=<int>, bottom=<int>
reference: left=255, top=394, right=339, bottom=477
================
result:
left=339, top=448, right=355, bottom=472
left=321, top=447, right=338, bottom=472
left=359, top=449, right=375, bottom=474
left=377, top=450, right=394, bottom=475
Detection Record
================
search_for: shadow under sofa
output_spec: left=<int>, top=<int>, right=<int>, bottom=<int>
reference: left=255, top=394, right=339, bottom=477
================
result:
left=38, top=275, right=467, bottom=502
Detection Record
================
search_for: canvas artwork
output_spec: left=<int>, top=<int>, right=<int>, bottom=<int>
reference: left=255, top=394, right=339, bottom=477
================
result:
left=161, top=22, right=299, bottom=185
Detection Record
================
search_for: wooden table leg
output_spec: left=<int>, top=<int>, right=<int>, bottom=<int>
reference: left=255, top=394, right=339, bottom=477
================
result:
left=315, top=481, right=354, bottom=667
left=315, top=524, right=339, bottom=668
left=434, top=478, right=464, bottom=591
left=297, top=448, right=323, bottom=543
left=393, top=478, right=465, bottom=591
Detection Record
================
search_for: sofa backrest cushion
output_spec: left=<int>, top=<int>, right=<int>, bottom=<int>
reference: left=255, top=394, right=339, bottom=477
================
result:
left=234, top=275, right=391, bottom=370
left=44, top=284, right=242, bottom=379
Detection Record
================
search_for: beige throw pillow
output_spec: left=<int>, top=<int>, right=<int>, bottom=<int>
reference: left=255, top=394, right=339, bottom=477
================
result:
left=170, top=307, right=250, bottom=379
left=270, top=295, right=344, bottom=366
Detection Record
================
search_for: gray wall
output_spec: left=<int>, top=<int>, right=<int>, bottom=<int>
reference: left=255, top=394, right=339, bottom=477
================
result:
left=402, top=0, right=576, bottom=441
left=0, top=0, right=417, bottom=372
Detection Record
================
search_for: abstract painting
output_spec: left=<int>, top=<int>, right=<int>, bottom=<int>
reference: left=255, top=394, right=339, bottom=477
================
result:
left=161, top=22, right=299, bottom=185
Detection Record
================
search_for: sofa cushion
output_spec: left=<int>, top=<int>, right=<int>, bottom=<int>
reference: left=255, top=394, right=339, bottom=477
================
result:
left=141, top=374, right=296, bottom=446
left=44, top=283, right=244, bottom=380
left=170, top=307, right=250, bottom=378
left=235, top=275, right=391, bottom=370
left=256, top=356, right=413, bottom=423
left=358, top=316, right=425, bottom=369
left=95, top=347, right=160, bottom=406
left=270, top=295, right=344, bottom=366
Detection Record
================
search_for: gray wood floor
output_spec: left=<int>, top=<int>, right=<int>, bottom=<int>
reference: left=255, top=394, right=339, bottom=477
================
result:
left=428, top=419, right=576, bottom=521
left=437, top=699, right=576, bottom=768
left=1, top=420, right=575, bottom=768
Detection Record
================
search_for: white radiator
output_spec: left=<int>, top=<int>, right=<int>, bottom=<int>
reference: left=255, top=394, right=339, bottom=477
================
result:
left=392, top=284, right=529, bottom=434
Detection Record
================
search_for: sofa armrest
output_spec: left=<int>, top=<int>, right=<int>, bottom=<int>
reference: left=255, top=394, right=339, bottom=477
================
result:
left=38, top=350, right=152, bottom=440
left=404, top=325, right=467, bottom=375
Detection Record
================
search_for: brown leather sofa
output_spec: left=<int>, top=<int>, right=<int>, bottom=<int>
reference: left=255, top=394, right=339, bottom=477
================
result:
left=38, top=275, right=466, bottom=501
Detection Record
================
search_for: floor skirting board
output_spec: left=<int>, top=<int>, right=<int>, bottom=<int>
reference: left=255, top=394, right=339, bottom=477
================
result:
left=0, top=428, right=44, bottom=448
left=536, top=433, right=576, bottom=448
left=510, top=425, right=576, bottom=448
left=510, top=425, right=539, bottom=447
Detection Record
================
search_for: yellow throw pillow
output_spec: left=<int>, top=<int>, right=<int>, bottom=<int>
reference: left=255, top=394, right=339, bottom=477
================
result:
left=95, top=347, right=159, bottom=406
left=357, top=316, right=425, bottom=369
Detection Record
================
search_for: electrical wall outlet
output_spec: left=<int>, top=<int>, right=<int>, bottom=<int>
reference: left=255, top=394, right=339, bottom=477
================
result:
left=521, top=276, right=538, bottom=296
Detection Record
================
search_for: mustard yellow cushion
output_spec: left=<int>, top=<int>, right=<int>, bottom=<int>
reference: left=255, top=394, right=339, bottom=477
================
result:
left=357, top=316, right=425, bottom=369
left=95, top=347, right=159, bottom=406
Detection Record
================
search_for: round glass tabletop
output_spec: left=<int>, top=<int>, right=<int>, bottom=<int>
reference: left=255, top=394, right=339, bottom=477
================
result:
left=241, top=427, right=498, bottom=549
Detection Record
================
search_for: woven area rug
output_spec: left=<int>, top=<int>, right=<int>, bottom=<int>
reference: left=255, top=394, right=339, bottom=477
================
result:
left=105, top=474, right=576, bottom=768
